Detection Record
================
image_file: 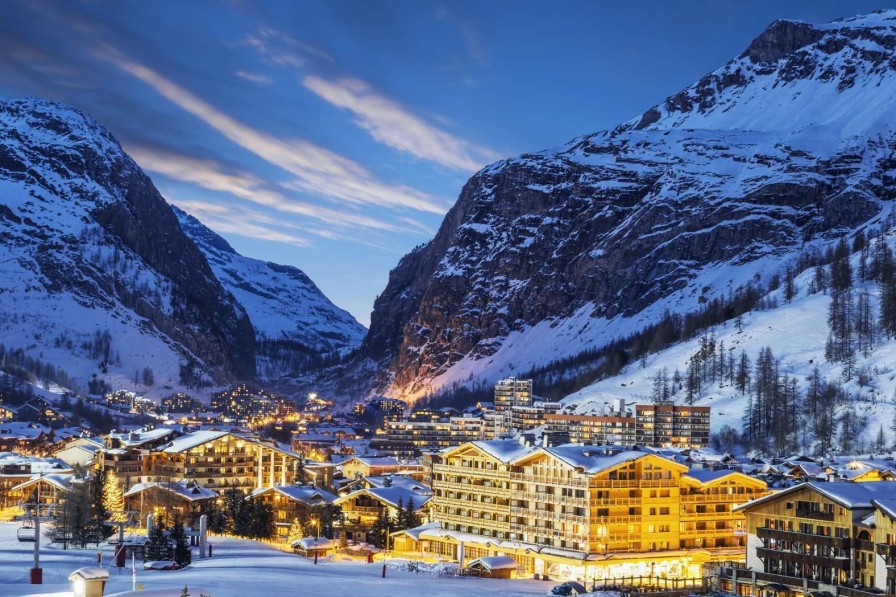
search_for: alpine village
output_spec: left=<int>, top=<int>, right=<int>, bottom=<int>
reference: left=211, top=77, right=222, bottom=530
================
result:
left=4, top=4, right=896, bottom=597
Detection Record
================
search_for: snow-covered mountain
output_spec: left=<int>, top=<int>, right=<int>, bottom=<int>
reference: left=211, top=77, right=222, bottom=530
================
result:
left=0, top=97, right=256, bottom=394
left=344, top=10, right=896, bottom=403
left=173, top=206, right=365, bottom=379
left=0, top=98, right=362, bottom=397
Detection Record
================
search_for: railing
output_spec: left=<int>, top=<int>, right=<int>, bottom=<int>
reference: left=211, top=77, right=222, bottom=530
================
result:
left=590, top=480, right=640, bottom=489
left=876, top=543, right=896, bottom=558
left=640, top=479, right=678, bottom=488
left=757, top=527, right=848, bottom=549
left=680, top=493, right=755, bottom=503
left=681, top=510, right=737, bottom=520
left=719, top=567, right=820, bottom=590
left=795, top=507, right=835, bottom=521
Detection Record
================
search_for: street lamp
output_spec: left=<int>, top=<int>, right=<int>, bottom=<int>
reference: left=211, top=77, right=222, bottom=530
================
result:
left=311, top=517, right=320, bottom=565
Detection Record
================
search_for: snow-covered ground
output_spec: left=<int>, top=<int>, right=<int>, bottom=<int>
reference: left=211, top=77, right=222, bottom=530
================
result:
left=565, top=238, right=896, bottom=449
left=0, top=524, right=554, bottom=597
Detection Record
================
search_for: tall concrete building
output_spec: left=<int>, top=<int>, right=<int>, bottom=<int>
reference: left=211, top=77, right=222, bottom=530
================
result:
left=494, top=377, right=533, bottom=412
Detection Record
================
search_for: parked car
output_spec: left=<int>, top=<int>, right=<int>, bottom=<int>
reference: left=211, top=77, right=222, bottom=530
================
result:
left=550, top=582, right=587, bottom=596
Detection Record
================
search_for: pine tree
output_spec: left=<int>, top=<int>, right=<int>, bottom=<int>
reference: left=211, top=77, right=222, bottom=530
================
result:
left=404, top=497, right=420, bottom=530
left=368, top=508, right=392, bottom=549
left=394, top=498, right=406, bottom=530
left=103, top=471, right=128, bottom=525
left=170, top=515, right=192, bottom=567
left=287, top=517, right=304, bottom=545
left=294, top=457, right=307, bottom=485
left=145, top=520, right=170, bottom=561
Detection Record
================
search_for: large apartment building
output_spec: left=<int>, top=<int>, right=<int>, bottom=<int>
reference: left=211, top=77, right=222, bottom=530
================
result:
left=544, top=413, right=637, bottom=445
left=401, top=439, right=767, bottom=582
left=635, top=402, right=710, bottom=448
left=494, top=377, right=533, bottom=411
left=732, top=481, right=896, bottom=595
left=142, top=431, right=303, bottom=491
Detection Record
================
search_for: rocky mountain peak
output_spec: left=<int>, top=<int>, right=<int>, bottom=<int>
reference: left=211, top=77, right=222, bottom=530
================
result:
left=333, top=10, right=896, bottom=404
left=0, top=97, right=256, bottom=390
left=742, top=19, right=822, bottom=63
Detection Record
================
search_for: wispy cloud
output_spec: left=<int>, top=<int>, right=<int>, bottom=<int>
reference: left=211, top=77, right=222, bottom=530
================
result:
left=303, top=75, right=500, bottom=172
left=435, top=6, right=489, bottom=66
left=243, top=28, right=306, bottom=69
left=235, top=70, right=273, bottom=85
left=99, top=46, right=449, bottom=216
left=128, top=145, right=425, bottom=235
left=169, top=198, right=312, bottom=247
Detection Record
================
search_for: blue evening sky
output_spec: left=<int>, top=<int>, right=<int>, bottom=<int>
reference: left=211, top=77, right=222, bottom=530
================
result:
left=1, top=0, right=892, bottom=325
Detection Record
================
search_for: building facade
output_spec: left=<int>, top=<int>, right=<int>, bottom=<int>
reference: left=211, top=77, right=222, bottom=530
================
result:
left=635, top=403, right=710, bottom=448
left=418, top=440, right=767, bottom=582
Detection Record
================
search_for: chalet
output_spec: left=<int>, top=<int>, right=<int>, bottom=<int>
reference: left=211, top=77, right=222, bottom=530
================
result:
left=732, top=481, right=896, bottom=594
left=124, top=480, right=217, bottom=527
left=249, top=485, right=338, bottom=540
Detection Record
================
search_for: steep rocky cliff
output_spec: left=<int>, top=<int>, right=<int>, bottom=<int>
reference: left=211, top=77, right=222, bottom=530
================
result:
left=0, top=98, right=255, bottom=391
left=357, top=10, right=896, bottom=401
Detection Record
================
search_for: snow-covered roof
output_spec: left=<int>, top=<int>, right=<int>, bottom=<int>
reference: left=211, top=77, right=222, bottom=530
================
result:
left=466, top=555, right=517, bottom=571
left=125, top=480, right=217, bottom=502
left=342, top=456, right=401, bottom=467
left=364, top=475, right=431, bottom=494
left=291, top=536, right=335, bottom=551
left=69, top=566, right=110, bottom=580
left=108, top=426, right=177, bottom=447
left=335, top=486, right=431, bottom=510
left=684, top=469, right=748, bottom=484
left=162, top=430, right=230, bottom=453
left=465, top=440, right=532, bottom=463
left=250, top=485, right=337, bottom=505
left=13, top=473, right=75, bottom=492
left=736, top=481, right=896, bottom=512
left=874, top=499, right=896, bottom=520
left=391, top=521, right=440, bottom=541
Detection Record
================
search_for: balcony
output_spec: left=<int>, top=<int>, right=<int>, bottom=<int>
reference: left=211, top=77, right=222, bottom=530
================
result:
left=757, top=527, right=848, bottom=549
left=877, top=543, right=896, bottom=558
left=795, top=507, right=835, bottom=521
left=590, top=479, right=639, bottom=489
left=757, top=547, right=849, bottom=567
left=640, top=479, right=678, bottom=488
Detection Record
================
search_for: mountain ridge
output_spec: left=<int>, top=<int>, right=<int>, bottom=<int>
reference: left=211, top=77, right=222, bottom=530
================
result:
left=330, top=9, right=896, bottom=404
left=0, top=97, right=362, bottom=397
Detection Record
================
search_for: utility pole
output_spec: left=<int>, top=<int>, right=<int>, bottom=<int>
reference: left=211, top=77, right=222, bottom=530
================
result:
left=31, top=473, right=43, bottom=584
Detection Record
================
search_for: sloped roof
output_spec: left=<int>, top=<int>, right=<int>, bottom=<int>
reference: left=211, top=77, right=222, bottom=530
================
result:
left=162, top=431, right=230, bottom=453
left=291, top=536, right=335, bottom=551
left=449, top=440, right=532, bottom=463
left=334, top=486, right=431, bottom=509
left=874, top=499, right=896, bottom=520
left=736, top=481, right=896, bottom=512
left=364, top=475, right=432, bottom=495
left=125, top=481, right=217, bottom=502
left=342, top=456, right=402, bottom=467
left=250, top=484, right=337, bottom=505
left=13, top=473, right=75, bottom=493
left=466, top=555, right=517, bottom=571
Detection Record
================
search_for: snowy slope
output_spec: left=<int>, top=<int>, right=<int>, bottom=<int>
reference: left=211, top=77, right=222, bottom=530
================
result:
left=349, top=9, right=896, bottom=404
left=564, top=228, right=896, bottom=452
left=0, top=98, right=256, bottom=397
left=173, top=206, right=365, bottom=378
